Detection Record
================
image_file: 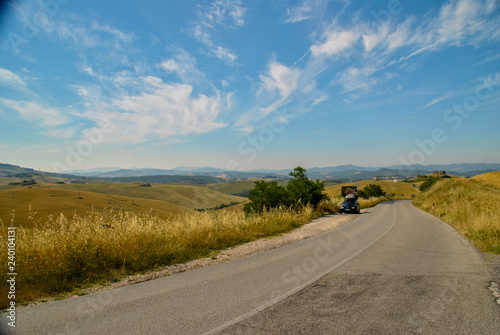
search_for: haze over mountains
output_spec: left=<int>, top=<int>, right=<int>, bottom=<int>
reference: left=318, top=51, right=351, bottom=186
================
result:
left=1, top=162, right=499, bottom=184
left=57, top=163, right=500, bottom=180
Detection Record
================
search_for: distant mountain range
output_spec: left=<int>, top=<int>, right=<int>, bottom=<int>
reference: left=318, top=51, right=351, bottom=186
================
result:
left=1, top=162, right=499, bottom=184
left=61, top=163, right=500, bottom=182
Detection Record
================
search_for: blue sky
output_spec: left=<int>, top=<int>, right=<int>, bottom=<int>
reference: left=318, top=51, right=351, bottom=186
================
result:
left=0, top=0, right=499, bottom=172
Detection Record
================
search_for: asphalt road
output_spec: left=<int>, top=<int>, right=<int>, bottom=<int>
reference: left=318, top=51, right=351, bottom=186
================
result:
left=2, top=201, right=499, bottom=334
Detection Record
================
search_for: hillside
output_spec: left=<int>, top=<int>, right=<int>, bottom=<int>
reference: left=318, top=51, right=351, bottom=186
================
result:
left=30, top=183, right=247, bottom=210
left=0, top=188, right=190, bottom=229
left=472, top=171, right=500, bottom=189
left=413, top=173, right=500, bottom=254
left=324, top=180, right=419, bottom=199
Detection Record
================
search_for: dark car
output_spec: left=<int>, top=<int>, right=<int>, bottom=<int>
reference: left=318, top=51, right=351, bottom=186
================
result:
left=340, top=199, right=360, bottom=214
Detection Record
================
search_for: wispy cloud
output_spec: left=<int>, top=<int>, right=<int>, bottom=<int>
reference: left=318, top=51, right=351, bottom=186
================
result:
left=310, top=30, right=359, bottom=57
left=189, top=0, right=246, bottom=64
left=419, top=92, right=455, bottom=110
left=160, top=48, right=209, bottom=86
left=0, top=68, right=27, bottom=88
left=202, top=0, right=246, bottom=27
left=259, top=61, right=299, bottom=100
left=311, top=0, right=500, bottom=95
left=0, top=98, right=68, bottom=128
left=75, top=74, right=228, bottom=144
left=471, top=53, right=500, bottom=67
left=284, top=2, right=315, bottom=23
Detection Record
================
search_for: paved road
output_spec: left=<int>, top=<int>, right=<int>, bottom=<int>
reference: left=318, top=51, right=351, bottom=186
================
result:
left=2, top=201, right=499, bottom=334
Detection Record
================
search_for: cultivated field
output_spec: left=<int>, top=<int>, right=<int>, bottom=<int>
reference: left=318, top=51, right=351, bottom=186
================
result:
left=29, top=182, right=247, bottom=210
left=0, top=188, right=190, bottom=229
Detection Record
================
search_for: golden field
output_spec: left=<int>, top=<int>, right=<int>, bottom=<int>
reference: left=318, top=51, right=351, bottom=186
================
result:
left=0, top=187, right=190, bottom=229
left=0, top=205, right=317, bottom=308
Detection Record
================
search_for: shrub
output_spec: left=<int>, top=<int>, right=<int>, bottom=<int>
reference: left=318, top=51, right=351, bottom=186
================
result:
left=243, top=167, right=328, bottom=214
left=419, top=176, right=441, bottom=192
left=358, top=184, right=386, bottom=198
left=244, top=180, right=291, bottom=214
left=287, top=167, right=328, bottom=208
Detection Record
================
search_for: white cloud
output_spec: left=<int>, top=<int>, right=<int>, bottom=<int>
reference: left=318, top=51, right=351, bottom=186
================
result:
left=419, top=92, right=455, bottom=110
left=46, top=127, right=75, bottom=139
left=312, top=0, right=500, bottom=94
left=80, top=77, right=227, bottom=144
left=259, top=62, right=299, bottom=99
left=214, top=46, right=237, bottom=63
left=160, top=49, right=209, bottom=85
left=310, top=30, right=359, bottom=56
left=284, top=0, right=337, bottom=24
left=189, top=0, right=246, bottom=64
left=362, top=25, right=390, bottom=52
left=203, top=0, right=246, bottom=27
left=0, top=98, right=68, bottom=127
left=285, top=3, right=313, bottom=23
left=335, top=66, right=378, bottom=93
left=0, top=68, right=27, bottom=88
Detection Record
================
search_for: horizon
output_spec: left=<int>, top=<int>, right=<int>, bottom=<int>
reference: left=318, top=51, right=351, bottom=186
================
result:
left=1, top=1, right=499, bottom=172
left=3, top=161, right=500, bottom=175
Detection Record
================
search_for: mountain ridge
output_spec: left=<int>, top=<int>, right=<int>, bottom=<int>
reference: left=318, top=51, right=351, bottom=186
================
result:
left=1, top=163, right=499, bottom=183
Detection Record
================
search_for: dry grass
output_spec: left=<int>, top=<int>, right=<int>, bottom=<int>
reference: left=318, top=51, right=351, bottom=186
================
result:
left=0, top=206, right=315, bottom=308
left=472, top=171, right=500, bottom=189
left=324, top=180, right=419, bottom=200
left=413, top=177, right=500, bottom=255
left=0, top=180, right=395, bottom=309
left=0, top=188, right=190, bottom=230
left=34, top=183, right=247, bottom=210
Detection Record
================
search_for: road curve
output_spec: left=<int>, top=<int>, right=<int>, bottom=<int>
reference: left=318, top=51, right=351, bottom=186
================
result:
left=2, top=201, right=499, bottom=334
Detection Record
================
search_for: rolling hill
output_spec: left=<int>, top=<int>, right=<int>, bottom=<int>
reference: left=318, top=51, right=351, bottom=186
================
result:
left=0, top=188, right=191, bottom=229
left=472, top=171, right=500, bottom=189
left=31, top=183, right=247, bottom=210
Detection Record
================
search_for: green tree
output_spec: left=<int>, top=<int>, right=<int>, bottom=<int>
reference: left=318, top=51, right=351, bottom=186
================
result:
left=243, top=180, right=291, bottom=214
left=287, top=166, right=328, bottom=208
left=358, top=184, right=386, bottom=198
left=243, top=167, right=329, bottom=214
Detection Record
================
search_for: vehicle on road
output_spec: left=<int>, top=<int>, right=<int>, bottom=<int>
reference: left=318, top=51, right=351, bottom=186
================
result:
left=340, top=198, right=360, bottom=214
left=340, top=185, right=360, bottom=214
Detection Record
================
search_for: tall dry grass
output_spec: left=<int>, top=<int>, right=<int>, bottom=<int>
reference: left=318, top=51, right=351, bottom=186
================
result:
left=413, top=178, right=500, bottom=255
left=0, top=194, right=392, bottom=308
left=471, top=171, right=500, bottom=189
left=0, top=206, right=315, bottom=308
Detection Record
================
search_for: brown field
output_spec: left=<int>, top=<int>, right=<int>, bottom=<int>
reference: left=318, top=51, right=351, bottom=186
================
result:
left=28, top=182, right=246, bottom=210
left=0, top=188, right=190, bottom=229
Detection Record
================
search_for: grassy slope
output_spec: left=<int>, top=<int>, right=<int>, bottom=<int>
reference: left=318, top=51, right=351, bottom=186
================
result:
left=0, top=188, right=190, bottom=229
left=471, top=171, right=500, bottom=189
left=26, top=183, right=247, bottom=210
left=203, top=180, right=256, bottom=195
left=413, top=174, right=500, bottom=254
left=324, top=180, right=419, bottom=199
